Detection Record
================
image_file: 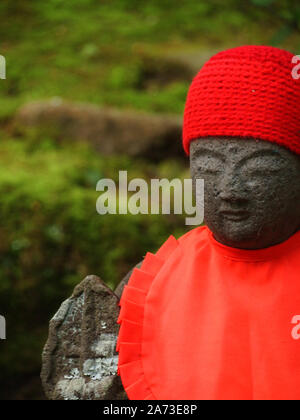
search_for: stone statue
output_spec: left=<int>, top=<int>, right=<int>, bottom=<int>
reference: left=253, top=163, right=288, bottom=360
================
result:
left=41, top=136, right=300, bottom=399
left=41, top=45, right=300, bottom=399
left=190, top=137, right=300, bottom=250
left=41, top=268, right=140, bottom=400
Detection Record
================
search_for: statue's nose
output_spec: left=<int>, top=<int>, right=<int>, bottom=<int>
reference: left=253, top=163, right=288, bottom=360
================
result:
left=217, top=170, right=248, bottom=203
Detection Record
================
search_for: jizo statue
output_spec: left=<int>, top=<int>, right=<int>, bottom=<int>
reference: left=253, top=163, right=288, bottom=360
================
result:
left=42, top=46, right=300, bottom=400
left=190, top=137, right=300, bottom=250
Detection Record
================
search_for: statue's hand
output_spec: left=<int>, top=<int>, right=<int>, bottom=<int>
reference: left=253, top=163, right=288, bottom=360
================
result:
left=41, top=275, right=127, bottom=400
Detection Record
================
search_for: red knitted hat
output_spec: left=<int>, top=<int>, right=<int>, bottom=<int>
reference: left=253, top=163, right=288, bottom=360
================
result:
left=183, top=45, right=300, bottom=156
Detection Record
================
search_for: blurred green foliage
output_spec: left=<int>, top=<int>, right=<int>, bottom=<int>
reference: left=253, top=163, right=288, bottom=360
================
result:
left=0, top=0, right=299, bottom=118
left=0, top=136, right=187, bottom=398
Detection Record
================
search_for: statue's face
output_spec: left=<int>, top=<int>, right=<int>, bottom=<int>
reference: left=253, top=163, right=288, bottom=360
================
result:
left=190, top=137, right=300, bottom=249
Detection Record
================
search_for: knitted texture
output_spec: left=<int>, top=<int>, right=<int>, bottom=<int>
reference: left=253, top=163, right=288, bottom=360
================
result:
left=183, top=45, right=300, bottom=156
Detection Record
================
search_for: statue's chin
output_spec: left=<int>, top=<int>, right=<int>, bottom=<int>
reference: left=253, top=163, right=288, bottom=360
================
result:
left=207, top=218, right=300, bottom=250
left=206, top=219, right=271, bottom=250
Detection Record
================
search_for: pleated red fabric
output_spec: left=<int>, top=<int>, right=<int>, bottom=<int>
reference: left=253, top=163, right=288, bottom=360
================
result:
left=117, top=226, right=300, bottom=400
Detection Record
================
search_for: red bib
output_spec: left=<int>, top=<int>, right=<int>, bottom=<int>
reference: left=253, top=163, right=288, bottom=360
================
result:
left=117, top=226, right=300, bottom=400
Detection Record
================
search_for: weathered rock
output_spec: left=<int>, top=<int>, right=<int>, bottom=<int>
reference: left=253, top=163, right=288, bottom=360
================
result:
left=41, top=275, right=127, bottom=400
left=14, top=100, right=183, bottom=160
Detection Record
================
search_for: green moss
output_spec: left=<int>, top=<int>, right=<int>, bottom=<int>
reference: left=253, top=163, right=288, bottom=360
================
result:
left=0, top=138, right=188, bottom=387
left=0, top=1, right=298, bottom=119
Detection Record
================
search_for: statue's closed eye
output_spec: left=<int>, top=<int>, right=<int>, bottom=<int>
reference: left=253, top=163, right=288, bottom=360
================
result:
left=191, top=150, right=224, bottom=174
left=240, top=155, right=287, bottom=175
left=194, top=159, right=224, bottom=175
left=192, top=147, right=289, bottom=177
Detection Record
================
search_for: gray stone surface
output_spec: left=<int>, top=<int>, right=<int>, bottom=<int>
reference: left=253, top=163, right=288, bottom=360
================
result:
left=190, top=137, right=300, bottom=249
left=14, top=100, right=183, bottom=160
left=41, top=275, right=127, bottom=400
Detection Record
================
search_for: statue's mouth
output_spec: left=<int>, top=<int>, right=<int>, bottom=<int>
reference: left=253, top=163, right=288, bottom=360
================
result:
left=220, top=210, right=250, bottom=221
